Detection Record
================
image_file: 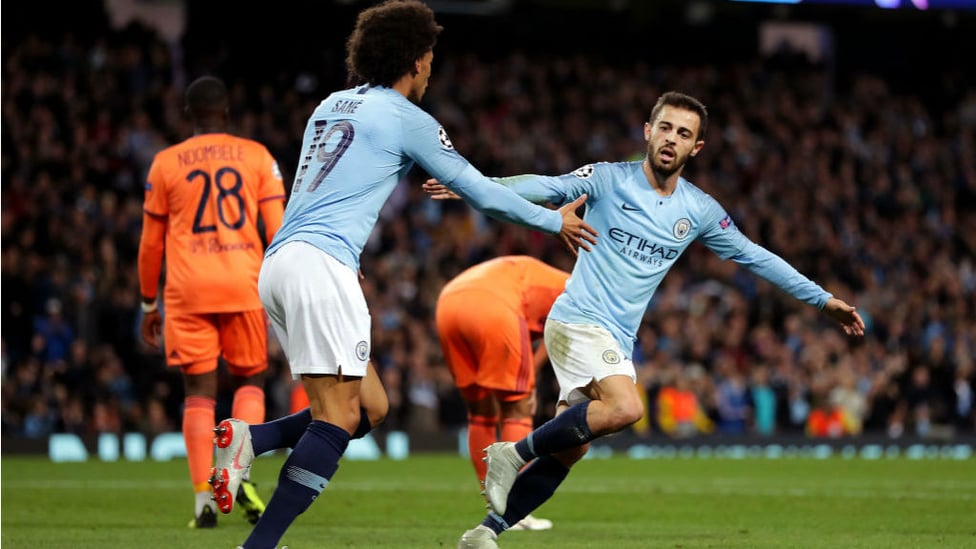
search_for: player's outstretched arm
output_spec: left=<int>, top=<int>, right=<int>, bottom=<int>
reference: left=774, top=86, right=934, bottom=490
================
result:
left=424, top=178, right=597, bottom=254
left=423, top=174, right=559, bottom=206
left=822, top=297, right=866, bottom=337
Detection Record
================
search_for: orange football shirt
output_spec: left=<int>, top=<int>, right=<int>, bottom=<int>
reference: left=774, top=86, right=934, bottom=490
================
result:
left=142, top=133, right=286, bottom=313
left=439, top=255, right=569, bottom=336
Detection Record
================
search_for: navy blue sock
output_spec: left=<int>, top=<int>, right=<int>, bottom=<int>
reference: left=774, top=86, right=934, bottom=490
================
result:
left=249, top=408, right=312, bottom=455
left=482, top=456, right=570, bottom=534
left=351, top=407, right=372, bottom=439
left=514, top=401, right=593, bottom=461
left=242, top=421, right=349, bottom=549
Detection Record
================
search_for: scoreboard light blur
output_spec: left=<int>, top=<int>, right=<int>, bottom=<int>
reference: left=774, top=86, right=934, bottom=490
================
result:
left=732, top=0, right=976, bottom=9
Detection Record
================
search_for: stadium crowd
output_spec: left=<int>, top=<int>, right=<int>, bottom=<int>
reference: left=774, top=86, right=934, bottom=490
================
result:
left=3, top=14, right=974, bottom=445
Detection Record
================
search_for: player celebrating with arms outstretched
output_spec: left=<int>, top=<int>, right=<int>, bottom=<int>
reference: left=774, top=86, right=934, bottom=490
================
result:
left=427, top=91, right=864, bottom=548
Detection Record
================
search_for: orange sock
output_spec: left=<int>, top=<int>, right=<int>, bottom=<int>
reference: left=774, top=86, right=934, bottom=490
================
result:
left=289, top=383, right=309, bottom=415
left=467, top=414, right=498, bottom=484
left=501, top=417, right=534, bottom=444
left=183, top=396, right=216, bottom=492
left=232, top=385, right=266, bottom=425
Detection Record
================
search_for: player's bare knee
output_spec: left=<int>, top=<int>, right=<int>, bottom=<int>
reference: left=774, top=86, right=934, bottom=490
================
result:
left=612, top=399, right=645, bottom=429
left=366, top=398, right=389, bottom=427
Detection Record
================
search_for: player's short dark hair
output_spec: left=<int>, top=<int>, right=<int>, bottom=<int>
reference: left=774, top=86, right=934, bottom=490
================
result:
left=345, top=0, right=443, bottom=88
left=649, top=91, right=708, bottom=141
left=185, top=76, right=228, bottom=115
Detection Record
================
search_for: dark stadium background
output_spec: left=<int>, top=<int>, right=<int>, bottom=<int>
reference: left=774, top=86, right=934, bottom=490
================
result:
left=2, top=0, right=975, bottom=458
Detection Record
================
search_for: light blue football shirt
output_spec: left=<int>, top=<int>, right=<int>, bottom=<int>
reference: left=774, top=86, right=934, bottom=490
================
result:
left=496, top=161, right=832, bottom=358
left=267, top=85, right=562, bottom=269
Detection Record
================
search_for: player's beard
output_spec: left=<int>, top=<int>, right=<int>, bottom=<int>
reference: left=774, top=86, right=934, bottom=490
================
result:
left=649, top=146, right=688, bottom=178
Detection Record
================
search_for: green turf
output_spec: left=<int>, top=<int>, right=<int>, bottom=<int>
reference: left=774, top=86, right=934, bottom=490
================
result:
left=2, top=453, right=974, bottom=548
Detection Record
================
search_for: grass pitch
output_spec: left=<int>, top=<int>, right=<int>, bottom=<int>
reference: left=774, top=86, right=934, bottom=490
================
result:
left=2, top=452, right=974, bottom=548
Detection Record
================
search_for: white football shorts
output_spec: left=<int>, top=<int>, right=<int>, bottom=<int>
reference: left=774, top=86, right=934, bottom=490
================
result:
left=543, top=318, right=636, bottom=405
left=258, top=241, right=370, bottom=378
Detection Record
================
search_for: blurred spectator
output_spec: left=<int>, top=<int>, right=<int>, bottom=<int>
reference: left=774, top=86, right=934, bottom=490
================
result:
left=749, top=366, right=777, bottom=437
left=827, top=362, right=868, bottom=436
left=22, top=397, right=57, bottom=439
left=864, top=361, right=909, bottom=439
left=32, top=298, right=74, bottom=363
left=715, top=353, right=751, bottom=435
left=656, top=365, right=714, bottom=438
left=950, top=363, right=974, bottom=431
left=907, top=366, right=934, bottom=437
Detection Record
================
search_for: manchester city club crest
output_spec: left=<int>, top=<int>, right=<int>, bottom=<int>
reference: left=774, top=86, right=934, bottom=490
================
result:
left=355, top=341, right=369, bottom=361
left=673, top=218, right=691, bottom=240
left=602, top=349, right=620, bottom=364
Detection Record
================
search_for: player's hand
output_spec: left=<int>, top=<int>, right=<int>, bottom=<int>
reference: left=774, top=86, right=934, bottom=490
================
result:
left=141, top=309, right=163, bottom=349
left=557, top=194, right=598, bottom=255
left=822, top=297, right=866, bottom=336
left=422, top=178, right=460, bottom=200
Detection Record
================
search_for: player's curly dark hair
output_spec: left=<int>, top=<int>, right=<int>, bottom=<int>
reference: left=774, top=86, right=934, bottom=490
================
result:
left=650, top=91, right=708, bottom=141
left=345, top=0, right=443, bottom=88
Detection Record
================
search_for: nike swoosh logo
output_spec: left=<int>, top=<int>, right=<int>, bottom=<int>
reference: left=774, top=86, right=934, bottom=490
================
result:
left=231, top=441, right=246, bottom=470
left=621, top=203, right=641, bottom=212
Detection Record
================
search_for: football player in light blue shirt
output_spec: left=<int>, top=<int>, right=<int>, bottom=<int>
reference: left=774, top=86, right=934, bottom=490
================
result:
left=446, top=91, right=865, bottom=548
left=209, top=3, right=597, bottom=549
left=266, top=73, right=594, bottom=270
